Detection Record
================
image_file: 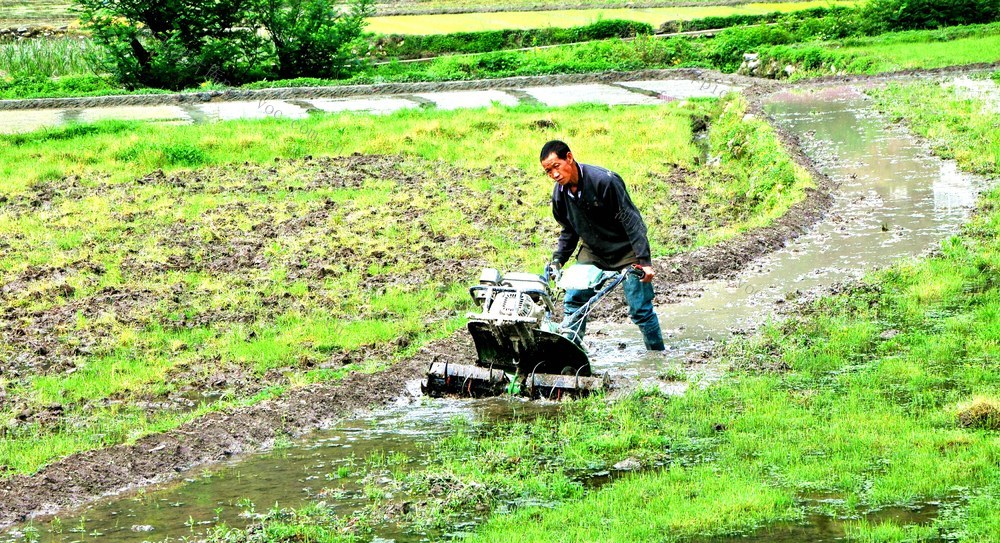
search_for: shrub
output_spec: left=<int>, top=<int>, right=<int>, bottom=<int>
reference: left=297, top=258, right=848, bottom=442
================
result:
left=0, top=74, right=116, bottom=99
left=955, top=397, right=1000, bottom=430
left=77, top=0, right=272, bottom=89
left=578, top=19, right=652, bottom=41
left=706, top=25, right=796, bottom=72
left=658, top=7, right=854, bottom=34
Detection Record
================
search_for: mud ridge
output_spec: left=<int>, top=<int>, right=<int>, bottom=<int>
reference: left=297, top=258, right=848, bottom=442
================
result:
left=0, top=84, right=832, bottom=529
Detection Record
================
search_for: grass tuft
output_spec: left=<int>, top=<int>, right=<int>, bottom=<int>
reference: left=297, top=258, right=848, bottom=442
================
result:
left=954, top=397, right=1000, bottom=431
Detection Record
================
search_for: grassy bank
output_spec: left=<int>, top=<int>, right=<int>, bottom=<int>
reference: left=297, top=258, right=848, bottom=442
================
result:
left=0, top=96, right=810, bottom=476
left=208, top=82, right=1000, bottom=542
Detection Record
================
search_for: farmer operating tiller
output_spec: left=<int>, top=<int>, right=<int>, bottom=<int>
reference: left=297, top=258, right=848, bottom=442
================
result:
left=422, top=141, right=663, bottom=399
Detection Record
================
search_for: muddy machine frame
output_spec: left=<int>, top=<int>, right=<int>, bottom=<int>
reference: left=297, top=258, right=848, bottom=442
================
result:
left=422, top=265, right=643, bottom=399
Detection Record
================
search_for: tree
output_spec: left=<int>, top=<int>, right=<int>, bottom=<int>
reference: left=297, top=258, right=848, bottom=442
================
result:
left=76, top=0, right=373, bottom=90
left=255, top=0, right=375, bottom=79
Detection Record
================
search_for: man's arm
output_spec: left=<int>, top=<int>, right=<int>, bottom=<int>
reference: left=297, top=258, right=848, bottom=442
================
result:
left=606, top=175, right=652, bottom=267
left=552, top=195, right=579, bottom=266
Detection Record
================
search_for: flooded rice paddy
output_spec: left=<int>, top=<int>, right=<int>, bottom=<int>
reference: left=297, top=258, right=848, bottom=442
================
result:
left=1, top=81, right=986, bottom=542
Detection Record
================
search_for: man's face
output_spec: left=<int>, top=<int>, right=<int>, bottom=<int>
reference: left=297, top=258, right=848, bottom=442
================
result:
left=541, top=152, right=578, bottom=187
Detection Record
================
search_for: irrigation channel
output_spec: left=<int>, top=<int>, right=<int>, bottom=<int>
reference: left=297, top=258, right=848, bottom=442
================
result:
left=1, top=82, right=991, bottom=542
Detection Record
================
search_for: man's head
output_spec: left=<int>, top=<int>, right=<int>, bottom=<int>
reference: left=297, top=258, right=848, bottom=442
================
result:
left=540, top=140, right=579, bottom=187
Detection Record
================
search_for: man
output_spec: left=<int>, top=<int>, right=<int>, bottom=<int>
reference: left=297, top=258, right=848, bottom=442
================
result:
left=541, top=140, right=665, bottom=351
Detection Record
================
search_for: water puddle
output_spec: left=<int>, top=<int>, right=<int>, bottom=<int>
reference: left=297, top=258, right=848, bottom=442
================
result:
left=0, top=78, right=737, bottom=134
left=2, top=84, right=986, bottom=542
left=0, top=109, right=63, bottom=134
left=3, top=398, right=553, bottom=543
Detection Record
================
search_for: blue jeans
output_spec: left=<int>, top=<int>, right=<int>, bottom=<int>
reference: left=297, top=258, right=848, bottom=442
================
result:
left=560, top=274, right=665, bottom=351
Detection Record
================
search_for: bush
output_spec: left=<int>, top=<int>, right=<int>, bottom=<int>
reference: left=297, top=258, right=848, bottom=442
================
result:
left=860, top=0, right=1000, bottom=33
left=658, top=7, right=853, bottom=34
left=578, top=19, right=652, bottom=41
left=0, top=74, right=117, bottom=99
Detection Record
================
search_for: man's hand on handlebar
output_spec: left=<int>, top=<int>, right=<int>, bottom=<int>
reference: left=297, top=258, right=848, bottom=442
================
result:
left=545, top=261, right=562, bottom=282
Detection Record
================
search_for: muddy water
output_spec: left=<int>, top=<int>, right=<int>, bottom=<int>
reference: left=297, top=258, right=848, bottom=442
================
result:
left=2, top=398, right=554, bottom=543
left=2, top=86, right=985, bottom=542
left=594, top=87, right=983, bottom=385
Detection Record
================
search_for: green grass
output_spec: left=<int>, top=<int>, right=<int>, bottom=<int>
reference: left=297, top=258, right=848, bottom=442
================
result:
left=0, top=96, right=810, bottom=476
left=0, top=0, right=75, bottom=25
left=0, top=36, right=103, bottom=78
left=210, top=81, right=1000, bottom=542
left=754, top=22, right=1000, bottom=78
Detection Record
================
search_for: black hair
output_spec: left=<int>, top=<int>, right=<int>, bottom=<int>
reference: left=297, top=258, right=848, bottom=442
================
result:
left=540, top=140, right=571, bottom=161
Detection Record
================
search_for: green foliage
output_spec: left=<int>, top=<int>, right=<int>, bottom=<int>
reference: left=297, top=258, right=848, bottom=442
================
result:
left=860, top=0, right=1000, bottom=33
left=372, top=19, right=652, bottom=60
left=742, top=21, right=1000, bottom=79
left=706, top=25, right=796, bottom=72
left=76, top=0, right=270, bottom=89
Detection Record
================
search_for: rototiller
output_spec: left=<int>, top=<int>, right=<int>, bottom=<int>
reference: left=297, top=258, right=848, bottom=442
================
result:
left=422, top=264, right=644, bottom=399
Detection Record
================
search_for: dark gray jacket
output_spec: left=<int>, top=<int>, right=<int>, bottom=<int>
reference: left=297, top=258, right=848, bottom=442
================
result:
left=551, top=162, right=652, bottom=270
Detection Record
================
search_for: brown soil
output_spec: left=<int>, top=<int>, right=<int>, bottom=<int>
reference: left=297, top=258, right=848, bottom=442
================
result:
left=0, top=84, right=834, bottom=529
